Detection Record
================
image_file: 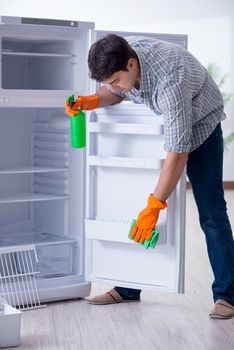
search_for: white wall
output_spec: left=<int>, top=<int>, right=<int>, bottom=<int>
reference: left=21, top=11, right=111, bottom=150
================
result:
left=0, top=0, right=233, bottom=180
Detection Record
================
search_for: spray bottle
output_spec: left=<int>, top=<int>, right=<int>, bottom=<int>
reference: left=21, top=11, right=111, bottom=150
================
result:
left=67, top=94, right=86, bottom=148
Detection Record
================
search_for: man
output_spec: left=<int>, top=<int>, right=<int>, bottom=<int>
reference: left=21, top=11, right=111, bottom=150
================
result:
left=65, top=34, right=234, bottom=319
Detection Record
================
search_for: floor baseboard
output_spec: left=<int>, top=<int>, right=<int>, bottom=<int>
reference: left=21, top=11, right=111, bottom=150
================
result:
left=186, top=181, right=234, bottom=190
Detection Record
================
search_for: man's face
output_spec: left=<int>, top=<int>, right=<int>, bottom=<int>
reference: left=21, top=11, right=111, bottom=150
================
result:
left=102, top=58, right=140, bottom=94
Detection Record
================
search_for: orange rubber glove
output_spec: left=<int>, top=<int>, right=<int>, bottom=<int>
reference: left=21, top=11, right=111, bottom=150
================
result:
left=65, top=95, right=99, bottom=116
left=130, top=194, right=167, bottom=244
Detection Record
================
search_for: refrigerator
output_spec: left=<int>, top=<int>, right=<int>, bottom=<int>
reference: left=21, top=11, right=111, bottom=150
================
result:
left=0, top=16, right=187, bottom=305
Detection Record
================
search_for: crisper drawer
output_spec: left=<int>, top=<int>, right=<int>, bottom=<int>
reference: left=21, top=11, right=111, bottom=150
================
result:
left=36, top=242, right=76, bottom=278
left=0, top=232, right=78, bottom=279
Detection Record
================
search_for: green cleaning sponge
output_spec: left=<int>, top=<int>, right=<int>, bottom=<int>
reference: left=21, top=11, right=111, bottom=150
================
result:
left=128, top=219, right=159, bottom=249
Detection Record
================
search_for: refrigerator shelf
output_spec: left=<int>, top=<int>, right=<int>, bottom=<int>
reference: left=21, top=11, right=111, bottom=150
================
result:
left=87, top=156, right=163, bottom=169
left=88, top=122, right=164, bottom=135
left=0, top=166, right=68, bottom=175
left=2, top=51, right=74, bottom=58
left=0, top=192, right=68, bottom=204
left=0, top=231, right=76, bottom=248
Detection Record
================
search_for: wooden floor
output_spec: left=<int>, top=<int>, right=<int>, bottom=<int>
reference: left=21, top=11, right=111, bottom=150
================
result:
left=13, top=190, right=234, bottom=350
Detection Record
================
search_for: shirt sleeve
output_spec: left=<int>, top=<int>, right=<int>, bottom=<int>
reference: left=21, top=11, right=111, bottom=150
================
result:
left=157, top=69, right=193, bottom=153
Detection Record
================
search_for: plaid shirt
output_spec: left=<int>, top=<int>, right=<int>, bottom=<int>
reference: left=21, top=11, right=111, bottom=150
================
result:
left=109, top=36, right=226, bottom=153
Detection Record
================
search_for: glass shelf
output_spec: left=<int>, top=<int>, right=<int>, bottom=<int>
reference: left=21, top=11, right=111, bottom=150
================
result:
left=0, top=192, right=68, bottom=204
left=2, top=51, right=73, bottom=58
left=0, top=166, right=68, bottom=175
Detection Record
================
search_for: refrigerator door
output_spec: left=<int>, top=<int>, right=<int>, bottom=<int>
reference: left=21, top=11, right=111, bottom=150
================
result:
left=84, top=30, right=187, bottom=293
left=85, top=103, right=186, bottom=293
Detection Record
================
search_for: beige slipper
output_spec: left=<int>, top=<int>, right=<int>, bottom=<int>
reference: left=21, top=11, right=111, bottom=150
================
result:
left=86, top=288, right=141, bottom=305
left=209, top=299, right=234, bottom=319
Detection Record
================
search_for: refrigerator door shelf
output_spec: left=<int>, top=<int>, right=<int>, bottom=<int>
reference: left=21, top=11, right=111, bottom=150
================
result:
left=88, top=122, right=164, bottom=136
left=87, top=156, right=163, bottom=170
left=85, top=209, right=168, bottom=246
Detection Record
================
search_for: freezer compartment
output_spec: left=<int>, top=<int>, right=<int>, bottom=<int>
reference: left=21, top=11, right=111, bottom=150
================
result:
left=1, top=37, right=76, bottom=90
left=0, top=231, right=78, bottom=278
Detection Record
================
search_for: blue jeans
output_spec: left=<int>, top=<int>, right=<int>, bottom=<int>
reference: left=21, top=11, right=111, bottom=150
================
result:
left=115, top=124, right=234, bottom=304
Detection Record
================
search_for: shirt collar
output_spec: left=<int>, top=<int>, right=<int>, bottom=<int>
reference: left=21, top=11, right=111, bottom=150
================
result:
left=132, top=47, right=151, bottom=96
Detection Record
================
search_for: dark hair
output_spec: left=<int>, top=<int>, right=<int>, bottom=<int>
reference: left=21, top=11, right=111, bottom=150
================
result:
left=88, top=34, right=137, bottom=82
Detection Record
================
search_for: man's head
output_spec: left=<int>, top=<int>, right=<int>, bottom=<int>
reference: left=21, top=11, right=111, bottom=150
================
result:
left=88, top=34, right=140, bottom=93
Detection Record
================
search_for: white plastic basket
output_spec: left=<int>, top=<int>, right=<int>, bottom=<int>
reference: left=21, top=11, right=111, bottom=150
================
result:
left=0, top=302, right=22, bottom=348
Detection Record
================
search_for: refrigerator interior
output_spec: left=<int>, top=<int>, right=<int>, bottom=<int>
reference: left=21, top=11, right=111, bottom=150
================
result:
left=0, top=107, right=85, bottom=280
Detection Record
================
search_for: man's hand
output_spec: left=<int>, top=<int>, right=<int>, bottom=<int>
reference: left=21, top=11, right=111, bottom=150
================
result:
left=65, top=95, right=99, bottom=116
left=130, top=194, right=167, bottom=244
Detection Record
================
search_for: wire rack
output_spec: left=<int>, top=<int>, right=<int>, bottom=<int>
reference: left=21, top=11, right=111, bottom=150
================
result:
left=0, top=244, right=44, bottom=310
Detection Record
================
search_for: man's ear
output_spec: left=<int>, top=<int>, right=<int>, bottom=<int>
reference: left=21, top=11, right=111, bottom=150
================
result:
left=127, top=58, right=136, bottom=70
